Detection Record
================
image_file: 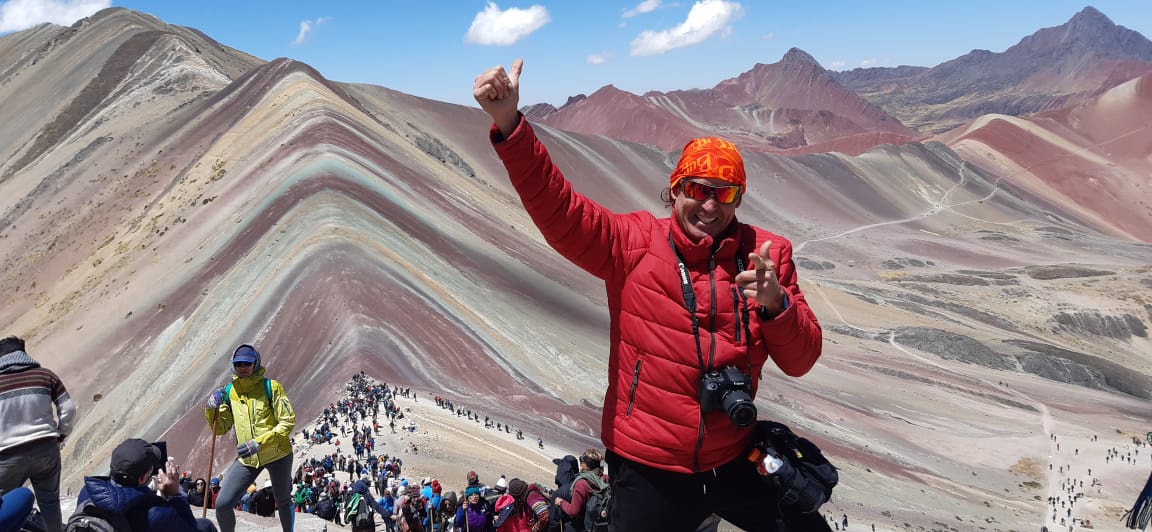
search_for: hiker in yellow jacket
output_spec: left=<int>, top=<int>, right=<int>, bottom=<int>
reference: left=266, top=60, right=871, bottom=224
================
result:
left=204, top=344, right=296, bottom=532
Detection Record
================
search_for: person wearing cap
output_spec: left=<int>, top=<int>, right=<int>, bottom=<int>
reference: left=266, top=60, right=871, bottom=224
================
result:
left=0, top=336, right=77, bottom=532
left=474, top=61, right=823, bottom=531
left=204, top=344, right=297, bottom=532
left=425, top=479, right=443, bottom=531
left=74, top=438, right=216, bottom=531
left=548, top=455, right=579, bottom=530
left=454, top=485, right=494, bottom=532
left=485, top=475, right=507, bottom=507
left=252, top=479, right=276, bottom=517
left=206, top=477, right=221, bottom=509
left=312, top=490, right=338, bottom=523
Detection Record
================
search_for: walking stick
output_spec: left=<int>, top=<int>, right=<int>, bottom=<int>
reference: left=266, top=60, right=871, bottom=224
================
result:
left=203, top=406, right=220, bottom=519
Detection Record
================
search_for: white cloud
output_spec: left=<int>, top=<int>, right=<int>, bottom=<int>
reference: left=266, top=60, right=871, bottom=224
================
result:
left=0, top=0, right=108, bottom=33
left=859, top=58, right=879, bottom=68
left=465, top=1, right=550, bottom=46
left=586, top=52, right=614, bottom=64
left=629, top=0, right=742, bottom=56
left=829, top=60, right=846, bottom=70
left=760, top=32, right=774, bottom=41
left=622, top=0, right=661, bottom=19
left=293, top=16, right=331, bottom=45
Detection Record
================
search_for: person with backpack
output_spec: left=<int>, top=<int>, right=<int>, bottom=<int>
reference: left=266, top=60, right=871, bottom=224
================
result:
left=345, top=478, right=390, bottom=532
left=546, top=456, right=578, bottom=532
left=493, top=478, right=549, bottom=532
left=474, top=62, right=828, bottom=532
left=453, top=486, right=493, bottom=532
left=312, top=492, right=338, bottom=523
left=70, top=438, right=215, bottom=531
left=554, top=450, right=607, bottom=532
left=204, top=344, right=297, bottom=532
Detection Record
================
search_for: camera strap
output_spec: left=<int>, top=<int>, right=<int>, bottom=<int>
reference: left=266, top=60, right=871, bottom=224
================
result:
left=669, top=232, right=751, bottom=374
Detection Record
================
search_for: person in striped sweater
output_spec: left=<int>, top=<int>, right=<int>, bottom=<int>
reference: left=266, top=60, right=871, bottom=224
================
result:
left=0, top=335, right=77, bottom=532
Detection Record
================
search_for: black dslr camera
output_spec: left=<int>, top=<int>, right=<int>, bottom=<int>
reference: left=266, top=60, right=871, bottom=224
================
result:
left=698, top=366, right=757, bottom=427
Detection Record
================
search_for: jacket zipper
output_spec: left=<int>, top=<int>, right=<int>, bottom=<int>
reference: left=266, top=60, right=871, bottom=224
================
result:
left=245, top=391, right=258, bottom=465
left=626, top=359, right=642, bottom=417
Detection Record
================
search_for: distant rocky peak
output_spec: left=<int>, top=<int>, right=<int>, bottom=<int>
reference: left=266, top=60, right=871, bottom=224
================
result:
left=1067, top=6, right=1113, bottom=31
left=1016, top=6, right=1152, bottom=59
left=781, top=47, right=822, bottom=69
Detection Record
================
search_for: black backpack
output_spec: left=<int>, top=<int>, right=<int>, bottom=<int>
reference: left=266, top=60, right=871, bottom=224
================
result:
left=65, top=499, right=132, bottom=532
left=352, top=494, right=374, bottom=530
left=316, top=498, right=337, bottom=521
left=751, top=420, right=839, bottom=514
left=575, top=473, right=610, bottom=532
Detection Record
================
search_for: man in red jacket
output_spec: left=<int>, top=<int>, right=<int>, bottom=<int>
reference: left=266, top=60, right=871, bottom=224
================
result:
left=474, top=60, right=824, bottom=532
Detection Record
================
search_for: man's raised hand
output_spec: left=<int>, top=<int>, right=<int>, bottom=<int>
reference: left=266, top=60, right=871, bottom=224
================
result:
left=736, top=241, right=786, bottom=313
left=473, top=59, right=523, bottom=139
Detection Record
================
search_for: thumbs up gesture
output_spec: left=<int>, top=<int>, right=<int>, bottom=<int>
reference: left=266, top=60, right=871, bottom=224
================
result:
left=473, top=58, right=523, bottom=138
left=735, top=241, right=785, bottom=315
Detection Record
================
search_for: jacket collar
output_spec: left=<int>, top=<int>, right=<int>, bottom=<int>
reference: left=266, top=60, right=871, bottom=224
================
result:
left=231, top=367, right=267, bottom=392
left=82, top=476, right=151, bottom=512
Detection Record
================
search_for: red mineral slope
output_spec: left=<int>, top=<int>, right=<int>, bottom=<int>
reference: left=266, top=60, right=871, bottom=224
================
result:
left=941, top=73, right=1152, bottom=241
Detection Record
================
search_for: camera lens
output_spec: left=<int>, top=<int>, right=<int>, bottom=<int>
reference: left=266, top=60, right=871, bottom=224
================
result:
left=723, top=391, right=757, bottom=427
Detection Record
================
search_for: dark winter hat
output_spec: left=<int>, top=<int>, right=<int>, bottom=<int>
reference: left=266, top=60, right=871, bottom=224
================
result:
left=110, top=438, right=162, bottom=481
left=232, top=344, right=260, bottom=366
left=508, top=478, right=528, bottom=499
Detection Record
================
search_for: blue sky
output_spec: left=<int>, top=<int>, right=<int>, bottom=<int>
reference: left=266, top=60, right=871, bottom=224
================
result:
left=1, top=1, right=1149, bottom=108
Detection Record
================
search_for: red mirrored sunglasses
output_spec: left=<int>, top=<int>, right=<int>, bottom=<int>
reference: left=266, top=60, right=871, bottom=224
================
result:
left=680, top=180, right=742, bottom=204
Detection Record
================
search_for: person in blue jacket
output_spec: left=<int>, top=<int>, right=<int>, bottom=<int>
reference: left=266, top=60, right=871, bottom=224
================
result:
left=378, top=490, right=396, bottom=532
left=75, top=438, right=216, bottom=532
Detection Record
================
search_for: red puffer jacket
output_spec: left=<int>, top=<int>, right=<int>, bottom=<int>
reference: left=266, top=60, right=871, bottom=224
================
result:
left=492, top=118, right=823, bottom=473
